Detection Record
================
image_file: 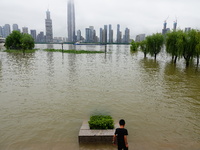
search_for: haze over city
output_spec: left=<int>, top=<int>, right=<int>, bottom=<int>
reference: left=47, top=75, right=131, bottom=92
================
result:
left=1, top=0, right=200, bottom=39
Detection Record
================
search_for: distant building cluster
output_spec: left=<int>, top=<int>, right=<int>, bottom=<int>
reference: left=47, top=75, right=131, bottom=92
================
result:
left=67, top=0, right=131, bottom=44
left=0, top=9, right=54, bottom=43
left=162, top=20, right=192, bottom=35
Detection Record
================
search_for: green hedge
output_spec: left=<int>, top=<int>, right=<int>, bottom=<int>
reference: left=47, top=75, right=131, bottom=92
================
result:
left=88, top=115, right=114, bottom=129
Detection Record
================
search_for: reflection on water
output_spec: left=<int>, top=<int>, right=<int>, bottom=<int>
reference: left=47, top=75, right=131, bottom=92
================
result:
left=0, top=44, right=199, bottom=150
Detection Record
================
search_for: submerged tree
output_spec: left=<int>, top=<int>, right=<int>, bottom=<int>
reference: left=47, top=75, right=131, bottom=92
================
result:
left=195, top=31, right=200, bottom=66
left=146, top=33, right=164, bottom=60
left=166, top=30, right=185, bottom=64
left=5, top=31, right=22, bottom=49
left=166, top=29, right=200, bottom=67
left=139, top=40, right=148, bottom=58
left=130, top=40, right=139, bottom=52
left=21, top=33, right=35, bottom=50
left=183, top=30, right=198, bottom=67
left=5, top=31, right=35, bottom=50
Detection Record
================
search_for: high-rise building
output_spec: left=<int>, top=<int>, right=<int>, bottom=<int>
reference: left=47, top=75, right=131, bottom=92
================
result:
left=67, top=0, right=76, bottom=42
left=37, top=31, right=45, bottom=43
left=22, top=27, right=28, bottom=34
left=116, top=24, right=121, bottom=43
left=4, top=24, right=11, bottom=38
left=30, top=30, right=37, bottom=42
left=103, top=25, right=107, bottom=44
left=123, top=28, right=130, bottom=43
left=85, top=28, right=90, bottom=43
left=13, top=24, right=19, bottom=31
left=0, top=26, right=3, bottom=37
left=100, top=28, right=103, bottom=43
left=77, top=30, right=81, bottom=41
left=45, top=9, right=53, bottom=43
left=173, top=21, right=177, bottom=31
left=162, top=21, right=170, bottom=35
left=135, top=34, right=146, bottom=42
left=185, top=27, right=191, bottom=32
left=109, top=24, right=113, bottom=43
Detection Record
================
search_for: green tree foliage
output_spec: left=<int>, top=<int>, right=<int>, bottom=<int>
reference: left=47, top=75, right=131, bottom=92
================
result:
left=88, top=115, right=114, bottom=129
left=5, top=31, right=22, bottom=49
left=138, top=40, right=148, bottom=58
left=5, top=31, right=34, bottom=50
left=183, top=30, right=198, bottom=67
left=21, top=34, right=35, bottom=50
left=166, top=30, right=185, bottom=63
left=195, top=31, right=200, bottom=65
left=146, top=33, right=164, bottom=60
left=130, top=40, right=139, bottom=52
left=165, top=29, right=200, bottom=66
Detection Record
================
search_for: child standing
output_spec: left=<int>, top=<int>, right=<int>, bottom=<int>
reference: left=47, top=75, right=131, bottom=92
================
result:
left=113, top=119, right=128, bottom=150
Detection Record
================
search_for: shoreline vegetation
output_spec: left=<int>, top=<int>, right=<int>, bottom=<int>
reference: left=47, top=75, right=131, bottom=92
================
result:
left=3, top=49, right=105, bottom=54
left=43, top=49, right=105, bottom=54
left=3, top=49, right=38, bottom=53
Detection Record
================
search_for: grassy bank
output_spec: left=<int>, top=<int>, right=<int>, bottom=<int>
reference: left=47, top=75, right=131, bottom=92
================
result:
left=3, top=49, right=38, bottom=53
left=44, top=49, right=104, bottom=54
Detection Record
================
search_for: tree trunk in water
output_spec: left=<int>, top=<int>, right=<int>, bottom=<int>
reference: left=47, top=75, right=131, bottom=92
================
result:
left=144, top=52, right=147, bottom=58
left=154, top=54, right=157, bottom=60
left=186, top=59, right=190, bottom=67
left=174, top=56, right=177, bottom=64
left=172, top=55, right=174, bottom=62
left=197, top=55, right=199, bottom=66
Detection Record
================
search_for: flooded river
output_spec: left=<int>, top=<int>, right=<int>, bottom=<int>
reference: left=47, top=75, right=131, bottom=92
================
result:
left=0, top=44, right=199, bottom=150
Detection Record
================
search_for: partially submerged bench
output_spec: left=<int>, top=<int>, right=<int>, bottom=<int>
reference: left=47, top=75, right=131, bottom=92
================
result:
left=78, top=121, right=116, bottom=143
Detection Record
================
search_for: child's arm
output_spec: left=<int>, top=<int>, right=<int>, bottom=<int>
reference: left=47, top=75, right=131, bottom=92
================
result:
left=112, top=135, right=116, bottom=145
left=124, top=135, right=128, bottom=147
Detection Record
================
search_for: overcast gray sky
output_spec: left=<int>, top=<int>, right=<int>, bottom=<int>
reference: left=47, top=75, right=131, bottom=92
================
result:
left=1, top=0, right=200, bottom=39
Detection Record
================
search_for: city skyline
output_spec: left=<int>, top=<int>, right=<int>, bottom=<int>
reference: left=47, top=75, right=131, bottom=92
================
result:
left=1, top=0, right=200, bottom=39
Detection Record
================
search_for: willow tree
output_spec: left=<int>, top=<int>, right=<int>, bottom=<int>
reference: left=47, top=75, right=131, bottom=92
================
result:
left=166, top=30, right=185, bottom=63
left=146, top=33, right=164, bottom=60
left=130, top=40, right=139, bottom=52
left=195, top=31, right=200, bottom=66
left=139, top=40, right=148, bottom=58
left=183, top=29, right=198, bottom=67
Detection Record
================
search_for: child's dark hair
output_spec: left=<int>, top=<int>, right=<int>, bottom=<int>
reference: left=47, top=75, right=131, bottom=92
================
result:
left=119, top=119, right=125, bottom=125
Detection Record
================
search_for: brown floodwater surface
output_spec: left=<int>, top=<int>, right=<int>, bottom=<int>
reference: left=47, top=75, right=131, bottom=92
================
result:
left=0, top=44, right=199, bottom=150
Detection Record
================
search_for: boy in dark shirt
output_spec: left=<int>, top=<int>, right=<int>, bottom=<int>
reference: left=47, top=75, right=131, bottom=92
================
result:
left=113, top=119, right=128, bottom=150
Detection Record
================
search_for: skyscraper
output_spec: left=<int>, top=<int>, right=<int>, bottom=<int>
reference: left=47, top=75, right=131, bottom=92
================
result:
left=109, top=24, right=113, bottom=43
left=13, top=24, right=19, bottom=31
left=77, top=30, right=81, bottom=41
left=0, top=26, right=3, bottom=37
left=173, top=21, right=177, bottom=31
left=4, top=24, right=11, bottom=38
left=103, top=25, right=107, bottom=44
left=116, top=24, right=122, bottom=43
left=45, top=9, right=53, bottom=43
left=30, top=30, right=37, bottom=42
left=123, top=28, right=130, bottom=43
left=22, top=27, right=28, bottom=34
left=67, top=0, right=76, bottom=42
left=100, top=28, right=103, bottom=43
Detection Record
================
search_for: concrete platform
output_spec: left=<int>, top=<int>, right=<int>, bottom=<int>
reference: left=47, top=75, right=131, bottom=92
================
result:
left=78, top=121, right=116, bottom=143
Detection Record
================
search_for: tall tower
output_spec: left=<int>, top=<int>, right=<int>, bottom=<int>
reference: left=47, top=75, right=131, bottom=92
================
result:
left=173, top=20, right=177, bottom=31
left=117, top=24, right=121, bottom=43
left=45, top=9, right=53, bottom=43
left=67, top=0, right=76, bottom=42
left=109, top=24, right=113, bottom=43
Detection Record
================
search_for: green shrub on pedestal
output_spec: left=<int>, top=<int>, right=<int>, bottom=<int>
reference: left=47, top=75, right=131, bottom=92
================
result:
left=88, top=115, right=114, bottom=129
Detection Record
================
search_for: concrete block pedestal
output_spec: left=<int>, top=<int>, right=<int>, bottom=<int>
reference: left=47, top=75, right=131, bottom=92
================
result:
left=78, top=121, right=116, bottom=143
